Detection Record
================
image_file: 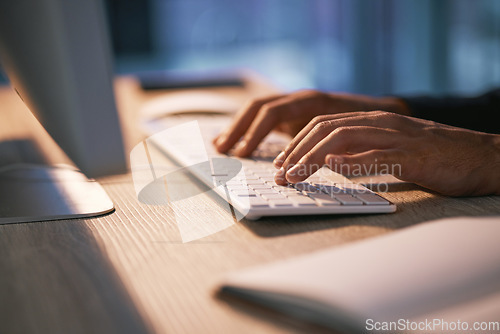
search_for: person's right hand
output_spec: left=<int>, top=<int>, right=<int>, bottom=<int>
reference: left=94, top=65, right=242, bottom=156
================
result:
left=273, top=111, right=500, bottom=196
left=212, top=89, right=410, bottom=157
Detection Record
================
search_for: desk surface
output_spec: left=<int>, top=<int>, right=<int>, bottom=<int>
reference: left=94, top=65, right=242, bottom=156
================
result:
left=1, top=76, right=499, bottom=334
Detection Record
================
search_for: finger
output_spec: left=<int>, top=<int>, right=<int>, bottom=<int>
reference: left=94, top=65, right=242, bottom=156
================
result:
left=273, top=111, right=369, bottom=167
left=233, top=90, right=338, bottom=157
left=274, top=166, right=288, bottom=185
left=275, top=110, right=414, bottom=168
left=325, top=149, right=407, bottom=179
left=281, top=115, right=402, bottom=171
left=232, top=94, right=306, bottom=156
left=284, top=126, right=402, bottom=183
left=213, top=95, right=283, bottom=153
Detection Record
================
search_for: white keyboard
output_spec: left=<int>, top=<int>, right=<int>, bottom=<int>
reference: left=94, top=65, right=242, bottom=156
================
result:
left=143, top=116, right=396, bottom=220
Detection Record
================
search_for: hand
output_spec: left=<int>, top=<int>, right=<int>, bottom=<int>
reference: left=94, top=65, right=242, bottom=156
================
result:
left=213, top=90, right=410, bottom=156
left=274, top=111, right=500, bottom=196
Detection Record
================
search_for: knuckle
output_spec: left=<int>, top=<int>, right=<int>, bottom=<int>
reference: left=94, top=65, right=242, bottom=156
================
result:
left=375, top=111, right=404, bottom=126
left=310, top=115, right=330, bottom=125
left=311, top=121, right=332, bottom=136
left=301, top=151, right=314, bottom=163
left=286, top=150, right=300, bottom=164
left=259, top=103, right=273, bottom=114
left=293, top=89, right=328, bottom=102
left=283, top=143, right=294, bottom=156
left=329, top=126, right=354, bottom=148
left=249, top=96, right=271, bottom=106
left=331, top=126, right=352, bottom=137
left=294, top=89, right=317, bottom=97
left=245, top=96, right=278, bottom=112
left=258, top=103, right=279, bottom=120
left=379, top=110, right=398, bottom=120
left=244, top=98, right=264, bottom=110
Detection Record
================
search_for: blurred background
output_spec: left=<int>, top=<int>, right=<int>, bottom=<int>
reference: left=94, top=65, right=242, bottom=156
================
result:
left=4, top=0, right=500, bottom=97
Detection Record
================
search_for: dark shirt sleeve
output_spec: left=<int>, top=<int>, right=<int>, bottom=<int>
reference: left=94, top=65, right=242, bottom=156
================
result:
left=400, top=88, right=500, bottom=134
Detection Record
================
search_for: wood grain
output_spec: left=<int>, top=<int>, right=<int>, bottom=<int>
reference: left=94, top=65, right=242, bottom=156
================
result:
left=1, top=76, right=499, bottom=334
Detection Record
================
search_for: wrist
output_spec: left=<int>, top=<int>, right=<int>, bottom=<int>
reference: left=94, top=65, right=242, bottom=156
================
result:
left=493, top=134, right=500, bottom=149
left=485, top=134, right=500, bottom=195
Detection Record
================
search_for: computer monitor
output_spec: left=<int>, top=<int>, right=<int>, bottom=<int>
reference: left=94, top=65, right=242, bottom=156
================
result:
left=0, top=0, right=127, bottom=223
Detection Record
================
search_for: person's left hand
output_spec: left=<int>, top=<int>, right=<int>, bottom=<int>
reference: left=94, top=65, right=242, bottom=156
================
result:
left=273, top=111, right=500, bottom=196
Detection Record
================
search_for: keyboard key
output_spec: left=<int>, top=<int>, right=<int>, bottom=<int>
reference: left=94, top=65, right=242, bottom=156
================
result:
left=236, top=193, right=258, bottom=198
left=333, top=194, right=364, bottom=205
left=278, top=189, right=302, bottom=196
left=248, top=198, right=270, bottom=207
left=316, top=184, right=346, bottom=195
left=254, top=188, right=280, bottom=195
left=230, top=189, right=257, bottom=196
left=355, top=193, right=390, bottom=205
left=272, top=185, right=295, bottom=191
left=225, top=180, right=246, bottom=186
left=309, top=193, right=341, bottom=206
left=226, top=184, right=251, bottom=190
left=337, top=183, right=372, bottom=194
left=269, top=199, right=294, bottom=207
left=288, top=196, right=317, bottom=206
left=293, top=182, right=320, bottom=193
left=245, top=179, right=267, bottom=185
left=252, top=170, right=274, bottom=176
left=262, top=193, right=286, bottom=200
left=250, top=184, right=273, bottom=189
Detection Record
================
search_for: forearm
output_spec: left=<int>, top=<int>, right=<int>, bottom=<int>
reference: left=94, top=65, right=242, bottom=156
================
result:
left=397, top=89, right=500, bottom=134
left=324, top=92, right=412, bottom=116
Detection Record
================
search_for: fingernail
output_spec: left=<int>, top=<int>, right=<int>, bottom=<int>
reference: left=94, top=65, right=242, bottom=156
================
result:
left=233, top=139, right=247, bottom=156
left=274, top=167, right=287, bottom=184
left=286, top=164, right=300, bottom=179
left=214, top=134, right=227, bottom=147
left=273, top=151, right=285, bottom=168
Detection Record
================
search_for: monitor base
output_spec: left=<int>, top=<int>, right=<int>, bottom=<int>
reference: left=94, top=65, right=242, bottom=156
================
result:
left=0, top=164, right=115, bottom=224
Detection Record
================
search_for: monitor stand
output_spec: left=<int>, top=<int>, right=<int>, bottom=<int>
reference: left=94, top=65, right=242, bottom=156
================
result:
left=0, top=164, right=114, bottom=224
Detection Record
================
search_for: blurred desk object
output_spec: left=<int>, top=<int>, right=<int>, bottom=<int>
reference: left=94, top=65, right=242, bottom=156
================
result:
left=0, top=74, right=499, bottom=334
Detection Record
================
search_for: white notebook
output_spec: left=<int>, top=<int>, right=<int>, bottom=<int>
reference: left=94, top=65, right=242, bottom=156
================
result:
left=219, top=217, right=500, bottom=333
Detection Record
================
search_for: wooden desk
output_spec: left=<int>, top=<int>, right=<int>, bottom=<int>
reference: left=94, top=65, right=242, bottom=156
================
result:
left=1, top=76, right=499, bottom=334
